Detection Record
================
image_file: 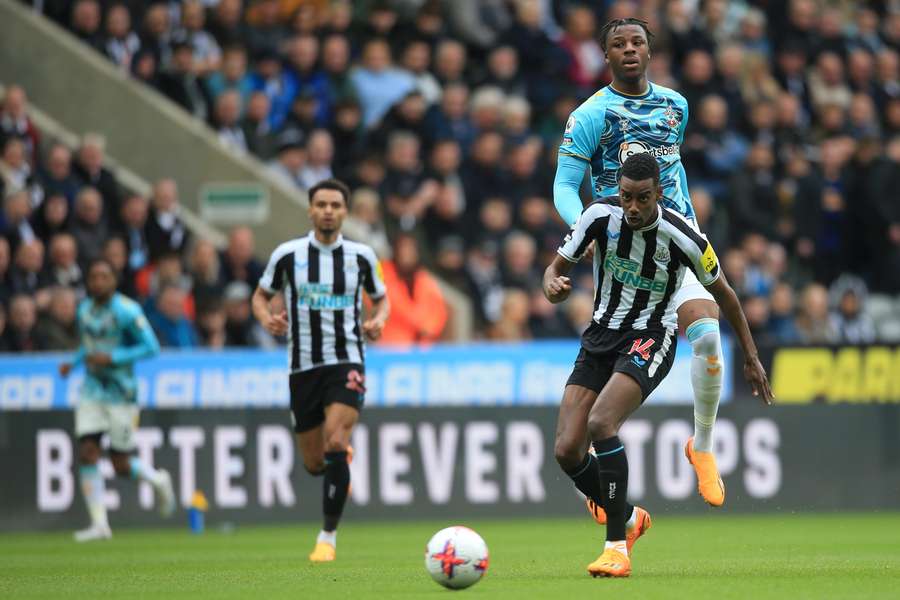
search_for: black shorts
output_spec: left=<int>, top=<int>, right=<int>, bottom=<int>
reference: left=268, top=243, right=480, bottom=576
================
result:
left=566, top=326, right=678, bottom=401
left=289, top=363, right=365, bottom=433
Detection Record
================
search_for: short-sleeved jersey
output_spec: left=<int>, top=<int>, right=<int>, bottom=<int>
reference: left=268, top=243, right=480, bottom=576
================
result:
left=76, top=293, right=160, bottom=404
left=559, top=83, right=694, bottom=221
left=260, top=231, right=386, bottom=373
left=559, top=201, right=720, bottom=332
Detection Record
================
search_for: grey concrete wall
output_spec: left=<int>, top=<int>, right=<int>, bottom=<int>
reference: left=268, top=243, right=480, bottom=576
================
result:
left=0, top=0, right=310, bottom=256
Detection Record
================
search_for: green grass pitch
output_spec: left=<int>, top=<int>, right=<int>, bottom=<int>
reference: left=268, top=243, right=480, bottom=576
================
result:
left=3, top=513, right=899, bottom=599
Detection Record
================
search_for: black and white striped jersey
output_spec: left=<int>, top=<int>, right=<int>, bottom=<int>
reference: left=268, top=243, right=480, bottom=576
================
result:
left=259, top=232, right=386, bottom=373
left=558, top=200, right=720, bottom=332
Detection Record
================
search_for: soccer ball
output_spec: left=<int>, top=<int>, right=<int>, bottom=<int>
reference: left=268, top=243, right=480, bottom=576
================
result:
left=424, top=526, right=489, bottom=590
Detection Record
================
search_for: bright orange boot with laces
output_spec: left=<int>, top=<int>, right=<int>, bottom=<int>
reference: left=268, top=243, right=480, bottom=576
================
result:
left=685, top=437, right=725, bottom=506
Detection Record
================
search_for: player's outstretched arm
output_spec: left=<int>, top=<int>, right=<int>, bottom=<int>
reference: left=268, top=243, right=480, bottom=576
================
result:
left=706, top=275, right=773, bottom=404
left=252, top=287, right=288, bottom=337
left=553, top=154, right=589, bottom=227
left=542, top=254, right=574, bottom=304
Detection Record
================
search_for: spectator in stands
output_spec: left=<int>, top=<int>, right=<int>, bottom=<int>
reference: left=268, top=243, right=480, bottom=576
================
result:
left=765, top=282, right=800, bottom=344
left=372, top=91, right=429, bottom=152
left=207, top=0, right=246, bottom=48
left=188, top=238, right=225, bottom=309
left=242, top=0, right=288, bottom=57
left=350, top=38, right=415, bottom=128
left=809, top=52, right=852, bottom=112
left=131, top=49, right=160, bottom=88
left=248, top=50, right=294, bottom=130
left=117, top=193, right=150, bottom=273
left=682, top=95, right=748, bottom=199
left=0, top=137, right=42, bottom=208
left=196, top=298, right=227, bottom=348
left=222, top=280, right=274, bottom=347
left=322, top=33, right=356, bottom=105
left=529, top=288, right=574, bottom=339
left=240, top=91, right=274, bottom=158
left=379, top=232, right=448, bottom=345
left=298, top=129, right=335, bottom=189
left=157, top=37, right=210, bottom=122
left=381, top=131, right=438, bottom=240
left=206, top=45, right=255, bottom=105
left=38, top=144, right=80, bottom=204
left=0, top=85, right=40, bottom=165
left=828, top=275, right=877, bottom=344
left=178, top=0, right=222, bottom=76
left=213, top=90, right=248, bottom=154
left=146, top=178, right=190, bottom=260
left=3, top=294, right=39, bottom=352
left=284, top=34, right=331, bottom=125
left=433, top=39, right=468, bottom=87
left=348, top=187, right=389, bottom=259
left=559, top=4, right=605, bottom=96
left=10, top=238, right=46, bottom=304
left=220, top=226, right=263, bottom=288
left=103, top=3, right=141, bottom=72
left=461, top=131, right=507, bottom=213
left=35, top=286, right=79, bottom=350
left=44, top=233, right=84, bottom=293
left=138, top=3, right=171, bottom=67
left=482, top=45, right=528, bottom=100
left=266, top=129, right=306, bottom=189
left=677, top=49, right=719, bottom=112
left=146, top=283, right=198, bottom=347
left=730, top=143, right=779, bottom=239
left=795, top=283, right=838, bottom=344
left=423, top=82, right=475, bottom=151
left=423, top=180, right=466, bottom=251
left=102, top=235, right=136, bottom=298
left=139, top=252, right=194, bottom=314
left=431, top=234, right=468, bottom=295
left=69, top=0, right=104, bottom=54
left=0, top=236, right=11, bottom=306
left=329, top=100, right=367, bottom=181
left=2, top=188, right=37, bottom=252
left=500, top=231, right=541, bottom=292
left=400, top=39, right=441, bottom=106
left=70, top=187, right=107, bottom=267
left=517, top=195, right=563, bottom=267
left=465, top=238, right=504, bottom=327
left=487, top=288, right=531, bottom=341
left=505, top=137, right=542, bottom=201
left=73, top=134, right=119, bottom=225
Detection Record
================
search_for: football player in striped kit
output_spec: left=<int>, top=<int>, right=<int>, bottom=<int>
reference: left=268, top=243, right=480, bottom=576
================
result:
left=545, top=153, right=772, bottom=578
left=252, top=179, right=389, bottom=562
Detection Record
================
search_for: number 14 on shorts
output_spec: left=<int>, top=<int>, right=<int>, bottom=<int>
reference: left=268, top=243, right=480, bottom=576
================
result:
left=628, top=339, right=655, bottom=365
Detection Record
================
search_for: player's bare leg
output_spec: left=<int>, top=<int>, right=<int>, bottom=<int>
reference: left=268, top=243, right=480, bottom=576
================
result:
left=678, top=298, right=726, bottom=506
left=110, top=451, right=176, bottom=518
left=305, top=403, right=358, bottom=562
left=585, top=373, right=645, bottom=578
left=74, top=435, right=112, bottom=542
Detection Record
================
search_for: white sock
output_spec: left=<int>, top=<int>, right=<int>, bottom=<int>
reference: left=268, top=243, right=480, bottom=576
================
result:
left=79, top=465, right=109, bottom=528
left=604, top=540, right=627, bottom=556
left=317, top=529, right=337, bottom=547
left=687, top=318, right=723, bottom=453
left=129, top=456, right=163, bottom=487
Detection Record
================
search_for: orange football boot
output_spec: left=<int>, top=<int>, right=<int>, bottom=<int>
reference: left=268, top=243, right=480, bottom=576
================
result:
left=309, top=541, right=336, bottom=562
left=587, top=547, right=631, bottom=578
left=584, top=501, right=651, bottom=554
left=684, top=437, right=725, bottom=506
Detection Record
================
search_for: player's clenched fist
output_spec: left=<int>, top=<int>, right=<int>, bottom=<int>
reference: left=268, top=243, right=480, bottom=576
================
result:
left=544, top=275, right=572, bottom=304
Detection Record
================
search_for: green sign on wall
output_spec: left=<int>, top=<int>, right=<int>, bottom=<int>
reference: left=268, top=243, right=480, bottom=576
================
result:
left=199, top=182, right=270, bottom=224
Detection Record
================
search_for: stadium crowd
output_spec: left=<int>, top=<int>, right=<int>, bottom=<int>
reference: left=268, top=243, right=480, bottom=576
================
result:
left=2, top=0, right=900, bottom=351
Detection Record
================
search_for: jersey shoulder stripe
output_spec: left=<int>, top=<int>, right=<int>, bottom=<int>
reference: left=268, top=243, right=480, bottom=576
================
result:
left=661, top=209, right=706, bottom=252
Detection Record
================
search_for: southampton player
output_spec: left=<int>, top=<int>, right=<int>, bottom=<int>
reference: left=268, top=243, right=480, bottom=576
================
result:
left=59, top=259, right=175, bottom=542
left=252, top=179, right=389, bottom=563
left=554, top=18, right=731, bottom=509
left=546, top=153, right=772, bottom=577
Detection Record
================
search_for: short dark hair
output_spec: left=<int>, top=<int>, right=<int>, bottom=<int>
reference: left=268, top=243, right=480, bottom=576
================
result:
left=87, top=257, right=118, bottom=280
left=308, top=178, right=351, bottom=206
left=599, top=18, right=654, bottom=53
left=618, top=152, right=660, bottom=186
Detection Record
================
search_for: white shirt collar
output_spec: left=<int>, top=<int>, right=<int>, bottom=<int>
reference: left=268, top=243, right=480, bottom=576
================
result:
left=308, top=230, right=343, bottom=251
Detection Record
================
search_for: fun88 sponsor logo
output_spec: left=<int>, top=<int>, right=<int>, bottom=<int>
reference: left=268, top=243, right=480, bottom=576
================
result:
left=618, top=141, right=680, bottom=164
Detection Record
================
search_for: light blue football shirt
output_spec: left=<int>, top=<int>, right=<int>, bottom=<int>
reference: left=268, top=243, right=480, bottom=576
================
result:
left=73, top=293, right=160, bottom=404
left=556, top=83, right=694, bottom=224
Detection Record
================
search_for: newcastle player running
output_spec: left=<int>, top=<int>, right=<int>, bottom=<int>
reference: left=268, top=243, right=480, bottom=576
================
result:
left=252, top=179, right=389, bottom=562
left=545, top=153, right=772, bottom=578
